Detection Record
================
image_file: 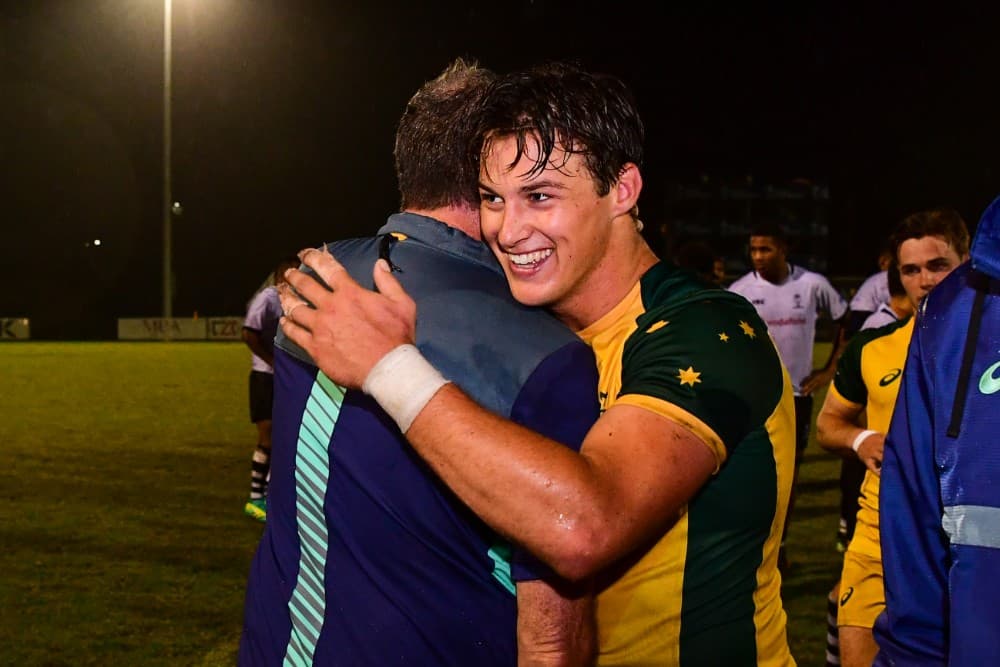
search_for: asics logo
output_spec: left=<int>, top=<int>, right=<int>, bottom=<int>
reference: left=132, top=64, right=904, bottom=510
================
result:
left=980, top=361, right=1000, bottom=395
left=840, top=587, right=855, bottom=606
left=879, top=368, right=902, bottom=387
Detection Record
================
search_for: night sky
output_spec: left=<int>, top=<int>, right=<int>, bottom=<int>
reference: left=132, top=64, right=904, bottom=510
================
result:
left=2, top=1, right=998, bottom=338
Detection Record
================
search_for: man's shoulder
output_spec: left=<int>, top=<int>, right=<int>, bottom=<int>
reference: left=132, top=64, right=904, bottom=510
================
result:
left=859, top=270, right=887, bottom=289
left=790, top=264, right=832, bottom=286
left=860, top=308, right=897, bottom=330
left=636, top=280, right=764, bottom=347
left=324, top=233, right=579, bottom=351
left=246, top=285, right=279, bottom=313
left=327, top=237, right=381, bottom=270
left=852, top=316, right=911, bottom=351
left=727, top=271, right=757, bottom=293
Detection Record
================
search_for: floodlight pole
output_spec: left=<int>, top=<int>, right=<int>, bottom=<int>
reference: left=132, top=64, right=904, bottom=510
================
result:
left=162, top=0, right=173, bottom=319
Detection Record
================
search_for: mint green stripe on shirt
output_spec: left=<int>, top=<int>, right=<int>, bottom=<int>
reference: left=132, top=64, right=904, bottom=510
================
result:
left=283, top=372, right=344, bottom=667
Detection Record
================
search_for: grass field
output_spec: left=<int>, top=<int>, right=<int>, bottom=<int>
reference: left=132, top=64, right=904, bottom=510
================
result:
left=1, top=342, right=843, bottom=665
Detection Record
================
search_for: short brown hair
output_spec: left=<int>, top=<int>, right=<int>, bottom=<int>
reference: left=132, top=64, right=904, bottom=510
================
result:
left=394, top=59, right=496, bottom=211
left=889, top=208, right=970, bottom=261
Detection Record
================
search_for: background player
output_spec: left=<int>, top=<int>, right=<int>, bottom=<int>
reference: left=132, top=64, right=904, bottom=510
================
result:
left=816, top=208, right=969, bottom=667
left=875, top=195, right=1000, bottom=666
left=845, top=246, right=893, bottom=336
left=240, top=254, right=299, bottom=522
left=729, top=221, right=849, bottom=569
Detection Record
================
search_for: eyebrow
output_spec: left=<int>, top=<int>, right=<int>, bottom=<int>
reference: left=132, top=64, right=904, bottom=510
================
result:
left=478, top=179, right=571, bottom=194
left=900, top=256, right=951, bottom=269
left=520, top=179, right=569, bottom=193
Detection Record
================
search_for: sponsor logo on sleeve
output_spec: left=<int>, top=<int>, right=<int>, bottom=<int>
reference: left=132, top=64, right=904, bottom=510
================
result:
left=879, top=368, right=903, bottom=387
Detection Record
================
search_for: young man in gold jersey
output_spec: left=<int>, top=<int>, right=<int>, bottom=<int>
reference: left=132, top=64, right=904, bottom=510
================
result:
left=280, top=62, right=797, bottom=666
left=817, top=208, right=969, bottom=667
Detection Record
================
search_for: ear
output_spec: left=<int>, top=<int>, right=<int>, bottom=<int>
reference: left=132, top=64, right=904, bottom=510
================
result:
left=610, top=163, right=642, bottom=218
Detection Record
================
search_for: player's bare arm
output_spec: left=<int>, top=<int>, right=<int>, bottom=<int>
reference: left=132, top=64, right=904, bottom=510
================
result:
left=407, top=392, right=718, bottom=580
left=816, top=391, right=884, bottom=474
left=516, top=580, right=595, bottom=666
left=241, top=328, right=274, bottom=368
left=280, top=248, right=719, bottom=581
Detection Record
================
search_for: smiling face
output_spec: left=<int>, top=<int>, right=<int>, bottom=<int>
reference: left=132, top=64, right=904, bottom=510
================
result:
left=478, top=133, right=641, bottom=329
left=897, top=235, right=966, bottom=309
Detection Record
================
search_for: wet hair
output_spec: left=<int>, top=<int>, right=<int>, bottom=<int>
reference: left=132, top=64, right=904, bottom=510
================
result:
left=889, top=208, right=970, bottom=261
left=395, top=58, right=497, bottom=211
left=472, top=60, right=644, bottom=197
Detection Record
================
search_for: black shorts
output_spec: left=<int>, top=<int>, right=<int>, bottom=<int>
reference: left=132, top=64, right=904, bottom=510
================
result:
left=249, top=370, right=275, bottom=423
left=793, top=395, right=813, bottom=454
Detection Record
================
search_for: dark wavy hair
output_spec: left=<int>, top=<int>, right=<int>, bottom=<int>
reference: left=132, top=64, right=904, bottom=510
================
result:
left=471, top=61, right=644, bottom=197
left=394, top=58, right=496, bottom=211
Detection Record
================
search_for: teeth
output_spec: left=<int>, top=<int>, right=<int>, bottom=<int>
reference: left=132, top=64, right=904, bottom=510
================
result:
left=508, top=249, right=553, bottom=266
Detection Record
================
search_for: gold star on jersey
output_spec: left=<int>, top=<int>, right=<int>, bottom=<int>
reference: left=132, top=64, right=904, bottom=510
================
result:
left=573, top=261, right=796, bottom=666
left=678, top=366, right=702, bottom=386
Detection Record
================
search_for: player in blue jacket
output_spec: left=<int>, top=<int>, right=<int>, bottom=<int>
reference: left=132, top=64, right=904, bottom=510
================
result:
left=874, top=194, right=1000, bottom=666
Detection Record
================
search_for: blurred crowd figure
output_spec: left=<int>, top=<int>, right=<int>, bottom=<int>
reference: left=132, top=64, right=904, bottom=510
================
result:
left=240, top=255, right=299, bottom=523
left=729, top=221, right=848, bottom=572
left=846, top=247, right=894, bottom=335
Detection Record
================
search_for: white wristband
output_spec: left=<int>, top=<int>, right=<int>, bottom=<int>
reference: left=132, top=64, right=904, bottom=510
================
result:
left=851, top=429, right=878, bottom=453
left=362, top=344, right=451, bottom=434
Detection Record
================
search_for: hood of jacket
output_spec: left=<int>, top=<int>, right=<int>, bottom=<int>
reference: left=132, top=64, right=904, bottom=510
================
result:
left=971, top=194, right=1000, bottom=279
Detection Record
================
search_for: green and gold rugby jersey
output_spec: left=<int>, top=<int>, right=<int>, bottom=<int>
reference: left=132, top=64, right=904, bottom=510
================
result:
left=828, top=316, right=913, bottom=561
left=576, top=262, right=796, bottom=667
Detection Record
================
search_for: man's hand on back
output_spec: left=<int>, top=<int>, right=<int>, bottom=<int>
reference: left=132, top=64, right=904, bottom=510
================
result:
left=279, top=247, right=417, bottom=390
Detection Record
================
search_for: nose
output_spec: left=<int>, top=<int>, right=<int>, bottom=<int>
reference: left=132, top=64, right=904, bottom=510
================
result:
left=920, top=267, right=941, bottom=291
left=494, top=202, right=531, bottom=250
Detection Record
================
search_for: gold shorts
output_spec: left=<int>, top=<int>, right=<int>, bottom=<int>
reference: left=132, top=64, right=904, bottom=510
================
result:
left=837, top=549, right=884, bottom=628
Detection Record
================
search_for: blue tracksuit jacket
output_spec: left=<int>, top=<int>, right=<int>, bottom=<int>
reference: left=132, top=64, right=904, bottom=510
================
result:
left=874, top=195, right=1000, bottom=665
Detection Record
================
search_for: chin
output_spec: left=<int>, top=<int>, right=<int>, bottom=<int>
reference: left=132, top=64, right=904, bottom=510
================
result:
left=508, top=281, right=553, bottom=309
